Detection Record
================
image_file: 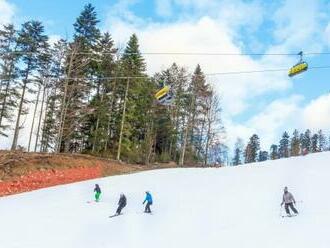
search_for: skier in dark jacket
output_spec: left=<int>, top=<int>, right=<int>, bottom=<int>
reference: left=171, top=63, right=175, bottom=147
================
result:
left=94, top=184, right=101, bottom=202
left=281, top=186, right=298, bottom=216
left=143, top=191, right=153, bottom=213
left=116, top=194, right=127, bottom=215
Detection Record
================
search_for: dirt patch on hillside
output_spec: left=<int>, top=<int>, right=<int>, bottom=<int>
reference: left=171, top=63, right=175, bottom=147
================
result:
left=0, top=151, right=179, bottom=197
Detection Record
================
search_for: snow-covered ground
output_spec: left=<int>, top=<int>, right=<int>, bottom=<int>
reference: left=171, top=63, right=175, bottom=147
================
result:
left=1, top=152, right=330, bottom=248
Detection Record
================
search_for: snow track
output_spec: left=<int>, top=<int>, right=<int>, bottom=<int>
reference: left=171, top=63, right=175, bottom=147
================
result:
left=1, top=152, right=330, bottom=248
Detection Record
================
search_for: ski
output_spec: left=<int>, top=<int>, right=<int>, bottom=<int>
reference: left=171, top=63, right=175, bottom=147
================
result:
left=281, top=214, right=298, bottom=218
left=109, top=213, right=122, bottom=218
left=86, top=201, right=101, bottom=203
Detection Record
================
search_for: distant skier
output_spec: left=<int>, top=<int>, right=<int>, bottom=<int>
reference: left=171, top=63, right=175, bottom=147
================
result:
left=143, top=191, right=153, bottom=213
left=116, top=193, right=127, bottom=215
left=281, top=186, right=298, bottom=216
left=94, top=184, right=101, bottom=202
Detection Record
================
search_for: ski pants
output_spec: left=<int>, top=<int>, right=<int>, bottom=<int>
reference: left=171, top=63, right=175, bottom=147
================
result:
left=95, top=192, right=101, bottom=202
left=116, top=203, right=126, bottom=215
left=145, top=202, right=152, bottom=213
left=285, top=203, right=298, bottom=215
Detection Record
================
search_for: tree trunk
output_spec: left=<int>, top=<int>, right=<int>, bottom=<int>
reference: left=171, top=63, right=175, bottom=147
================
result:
left=0, top=79, right=11, bottom=130
left=35, top=83, right=47, bottom=152
left=11, top=64, right=31, bottom=150
left=104, top=86, right=115, bottom=152
left=197, top=113, right=207, bottom=158
left=105, top=61, right=118, bottom=152
left=204, top=114, right=212, bottom=165
left=145, top=117, right=154, bottom=165
left=116, top=78, right=130, bottom=161
left=11, top=82, right=27, bottom=150
left=179, top=117, right=189, bottom=166
left=28, top=85, right=41, bottom=151
left=179, top=96, right=195, bottom=166
left=92, top=90, right=103, bottom=152
left=57, top=48, right=75, bottom=152
left=0, top=56, right=16, bottom=132
left=204, top=97, right=214, bottom=166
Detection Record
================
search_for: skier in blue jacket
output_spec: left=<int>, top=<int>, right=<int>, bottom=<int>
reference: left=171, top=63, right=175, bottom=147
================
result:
left=143, top=191, right=153, bottom=213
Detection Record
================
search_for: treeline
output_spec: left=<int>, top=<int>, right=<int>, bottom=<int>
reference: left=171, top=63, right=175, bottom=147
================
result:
left=0, top=4, right=224, bottom=165
left=232, top=129, right=330, bottom=165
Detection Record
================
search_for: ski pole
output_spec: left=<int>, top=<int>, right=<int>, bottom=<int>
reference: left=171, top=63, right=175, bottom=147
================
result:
left=279, top=205, right=283, bottom=217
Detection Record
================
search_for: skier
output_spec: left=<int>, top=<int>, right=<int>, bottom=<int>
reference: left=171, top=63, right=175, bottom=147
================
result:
left=116, top=193, right=127, bottom=215
left=281, top=186, right=298, bottom=216
left=94, top=184, right=101, bottom=202
left=143, top=191, right=153, bottom=213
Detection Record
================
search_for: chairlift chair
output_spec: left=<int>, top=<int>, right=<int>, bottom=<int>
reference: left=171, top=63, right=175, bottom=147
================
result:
left=288, top=51, right=308, bottom=77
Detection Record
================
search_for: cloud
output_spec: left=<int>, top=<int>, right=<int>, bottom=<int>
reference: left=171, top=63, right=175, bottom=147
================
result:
left=0, top=0, right=15, bottom=25
left=325, top=23, right=330, bottom=46
left=248, top=95, right=303, bottom=148
left=48, top=34, right=61, bottom=45
left=302, top=93, right=330, bottom=131
left=155, top=0, right=173, bottom=17
left=272, top=0, right=325, bottom=52
left=226, top=95, right=304, bottom=150
left=155, top=0, right=264, bottom=33
left=228, top=92, right=330, bottom=151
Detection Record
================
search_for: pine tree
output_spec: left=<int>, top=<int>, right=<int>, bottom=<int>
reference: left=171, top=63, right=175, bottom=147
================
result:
left=244, top=143, right=252, bottom=163
left=73, top=3, right=100, bottom=47
left=189, top=64, right=212, bottom=162
left=203, top=92, right=222, bottom=166
left=258, top=151, right=268, bottom=162
left=311, top=133, right=319, bottom=153
left=41, top=39, right=67, bottom=152
left=116, top=33, right=153, bottom=162
left=57, top=4, right=101, bottom=152
left=245, top=134, right=260, bottom=163
left=83, top=32, right=117, bottom=154
left=0, top=24, right=20, bottom=137
left=270, top=144, right=278, bottom=160
left=121, top=34, right=146, bottom=74
left=11, top=21, right=48, bottom=150
left=156, top=63, right=189, bottom=162
left=26, top=44, right=51, bottom=152
left=152, top=63, right=189, bottom=163
left=290, top=129, right=300, bottom=156
left=279, top=131, right=290, bottom=158
left=34, top=47, right=51, bottom=151
left=300, top=129, right=311, bottom=154
left=208, top=140, right=228, bottom=166
left=318, top=130, right=326, bottom=152
left=233, top=138, right=244, bottom=165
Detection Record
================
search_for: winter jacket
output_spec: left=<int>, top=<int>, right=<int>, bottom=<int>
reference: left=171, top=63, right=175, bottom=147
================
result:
left=94, top=186, right=101, bottom=194
left=118, top=195, right=127, bottom=207
left=143, top=192, right=153, bottom=204
left=282, top=192, right=295, bottom=204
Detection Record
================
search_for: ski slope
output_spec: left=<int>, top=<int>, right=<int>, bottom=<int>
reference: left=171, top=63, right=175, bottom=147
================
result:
left=1, top=152, right=330, bottom=248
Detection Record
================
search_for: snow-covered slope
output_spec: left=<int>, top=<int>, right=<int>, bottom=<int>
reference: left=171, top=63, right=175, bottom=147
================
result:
left=1, top=152, right=330, bottom=248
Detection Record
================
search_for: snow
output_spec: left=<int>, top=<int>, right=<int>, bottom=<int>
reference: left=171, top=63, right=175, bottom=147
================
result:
left=1, top=152, right=330, bottom=248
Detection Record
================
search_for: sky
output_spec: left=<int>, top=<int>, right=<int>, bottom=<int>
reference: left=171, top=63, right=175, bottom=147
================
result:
left=0, top=0, right=330, bottom=152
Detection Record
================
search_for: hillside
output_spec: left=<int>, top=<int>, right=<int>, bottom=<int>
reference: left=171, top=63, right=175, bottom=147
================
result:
left=0, top=152, right=329, bottom=248
left=0, top=151, right=178, bottom=196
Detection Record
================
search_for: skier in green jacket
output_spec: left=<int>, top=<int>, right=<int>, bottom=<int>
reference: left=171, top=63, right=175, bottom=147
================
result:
left=94, top=184, right=101, bottom=202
